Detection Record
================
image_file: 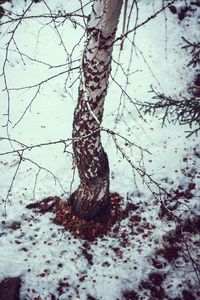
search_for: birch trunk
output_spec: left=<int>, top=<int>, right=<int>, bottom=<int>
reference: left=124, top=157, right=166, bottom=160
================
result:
left=71, top=0, right=123, bottom=220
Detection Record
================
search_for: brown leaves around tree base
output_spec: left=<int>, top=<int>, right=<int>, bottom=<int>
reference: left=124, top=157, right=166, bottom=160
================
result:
left=26, top=193, right=127, bottom=242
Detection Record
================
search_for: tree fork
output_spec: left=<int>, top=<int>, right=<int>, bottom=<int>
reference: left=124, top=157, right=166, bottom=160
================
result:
left=71, top=0, right=123, bottom=220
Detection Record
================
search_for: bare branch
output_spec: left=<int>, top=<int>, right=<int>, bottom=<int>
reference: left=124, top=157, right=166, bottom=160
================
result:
left=1, top=2, right=34, bottom=129
left=114, top=0, right=176, bottom=44
left=2, top=153, right=23, bottom=216
left=8, top=66, right=80, bottom=91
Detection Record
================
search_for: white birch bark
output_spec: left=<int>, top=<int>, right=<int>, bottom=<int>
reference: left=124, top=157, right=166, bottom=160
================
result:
left=71, top=0, right=123, bottom=220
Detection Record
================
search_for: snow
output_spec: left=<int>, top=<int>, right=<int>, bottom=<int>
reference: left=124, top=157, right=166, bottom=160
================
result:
left=0, top=0, right=200, bottom=299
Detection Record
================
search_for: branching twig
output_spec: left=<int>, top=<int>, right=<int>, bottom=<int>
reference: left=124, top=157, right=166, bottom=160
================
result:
left=8, top=66, right=80, bottom=91
left=3, top=153, right=23, bottom=216
left=21, top=156, right=66, bottom=194
left=182, top=37, right=200, bottom=68
left=1, top=2, right=34, bottom=130
left=137, top=86, right=200, bottom=137
left=114, top=0, right=176, bottom=44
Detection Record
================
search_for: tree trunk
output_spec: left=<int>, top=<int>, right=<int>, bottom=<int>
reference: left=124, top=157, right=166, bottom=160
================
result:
left=71, top=0, right=123, bottom=220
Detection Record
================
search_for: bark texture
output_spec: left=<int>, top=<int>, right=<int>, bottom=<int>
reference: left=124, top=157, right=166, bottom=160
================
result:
left=71, top=0, right=123, bottom=220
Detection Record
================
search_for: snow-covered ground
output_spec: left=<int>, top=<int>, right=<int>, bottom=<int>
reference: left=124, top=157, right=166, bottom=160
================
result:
left=0, top=0, right=200, bottom=299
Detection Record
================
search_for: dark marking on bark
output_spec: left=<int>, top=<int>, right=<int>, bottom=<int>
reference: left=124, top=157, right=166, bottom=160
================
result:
left=71, top=0, right=122, bottom=220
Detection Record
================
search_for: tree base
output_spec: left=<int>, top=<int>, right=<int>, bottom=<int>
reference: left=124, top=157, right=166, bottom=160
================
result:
left=69, top=189, right=110, bottom=222
left=26, top=193, right=126, bottom=242
left=68, top=173, right=110, bottom=221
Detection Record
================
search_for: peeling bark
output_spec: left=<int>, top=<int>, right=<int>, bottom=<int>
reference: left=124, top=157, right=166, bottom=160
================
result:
left=71, top=0, right=123, bottom=220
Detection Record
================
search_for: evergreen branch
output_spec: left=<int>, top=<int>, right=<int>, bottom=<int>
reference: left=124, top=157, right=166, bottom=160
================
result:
left=137, top=87, right=200, bottom=137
